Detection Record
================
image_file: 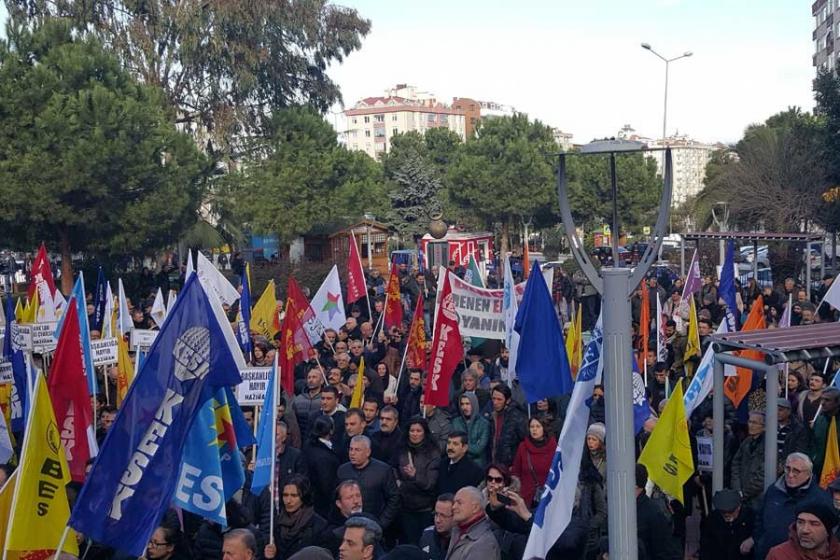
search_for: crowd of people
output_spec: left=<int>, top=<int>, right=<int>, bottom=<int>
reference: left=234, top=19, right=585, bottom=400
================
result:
left=6, top=253, right=840, bottom=560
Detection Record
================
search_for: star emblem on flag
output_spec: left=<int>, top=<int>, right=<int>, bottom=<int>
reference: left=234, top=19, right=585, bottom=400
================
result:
left=321, top=292, right=340, bottom=319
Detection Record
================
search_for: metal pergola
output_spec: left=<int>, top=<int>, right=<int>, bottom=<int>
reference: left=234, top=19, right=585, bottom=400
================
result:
left=708, top=323, right=840, bottom=493
left=681, top=232, right=826, bottom=298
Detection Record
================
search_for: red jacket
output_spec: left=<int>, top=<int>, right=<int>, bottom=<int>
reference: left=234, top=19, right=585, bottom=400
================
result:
left=767, top=526, right=840, bottom=560
left=510, top=436, right=557, bottom=505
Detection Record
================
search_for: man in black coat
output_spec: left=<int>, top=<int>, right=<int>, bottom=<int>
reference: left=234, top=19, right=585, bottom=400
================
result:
left=307, top=386, right=345, bottom=448
left=336, top=434, right=400, bottom=530
left=484, top=384, right=527, bottom=467
left=436, top=431, right=484, bottom=496
left=371, top=405, right=402, bottom=466
left=699, top=489, right=755, bottom=560
left=636, top=464, right=682, bottom=560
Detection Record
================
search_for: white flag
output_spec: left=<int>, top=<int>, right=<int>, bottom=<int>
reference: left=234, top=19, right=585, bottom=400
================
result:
left=683, top=321, right=731, bottom=418
left=166, top=289, right=177, bottom=317
left=196, top=251, right=239, bottom=306
left=656, top=293, right=668, bottom=363
left=503, top=257, right=520, bottom=386
left=304, top=265, right=346, bottom=344
left=185, top=249, right=195, bottom=280
left=102, top=281, right=114, bottom=339
left=117, top=278, right=133, bottom=335
left=0, top=401, right=12, bottom=464
left=150, top=288, right=166, bottom=328
left=53, top=289, right=67, bottom=320
left=821, top=276, right=840, bottom=312
left=524, top=319, right=603, bottom=559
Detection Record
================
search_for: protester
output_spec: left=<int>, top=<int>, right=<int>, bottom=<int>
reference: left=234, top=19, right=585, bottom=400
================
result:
left=262, top=475, right=328, bottom=560
left=437, top=431, right=485, bottom=496
left=419, top=493, right=456, bottom=560
left=698, top=489, right=755, bottom=560
left=445, top=486, right=501, bottom=560
left=395, top=417, right=441, bottom=543
left=510, top=416, right=556, bottom=506
left=452, top=393, right=490, bottom=467
left=303, top=415, right=341, bottom=517
left=766, top=501, right=840, bottom=559
left=731, top=411, right=767, bottom=510
left=336, top=435, right=401, bottom=531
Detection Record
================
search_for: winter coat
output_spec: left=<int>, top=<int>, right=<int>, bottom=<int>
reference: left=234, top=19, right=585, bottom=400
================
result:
left=397, top=442, right=441, bottom=512
left=292, top=390, right=322, bottom=438
left=419, top=526, right=450, bottom=560
left=731, top=434, right=766, bottom=509
left=699, top=506, right=755, bottom=560
left=767, top=525, right=840, bottom=559
left=755, top=475, right=834, bottom=560
left=445, top=516, right=501, bottom=560
left=637, top=493, right=682, bottom=560
left=426, top=409, right=453, bottom=455
left=269, top=508, right=328, bottom=560
left=778, top=416, right=812, bottom=475
left=451, top=393, right=490, bottom=467
left=371, top=426, right=403, bottom=467
left=510, top=436, right=557, bottom=506
left=436, top=456, right=485, bottom=496
left=485, top=405, right=527, bottom=467
left=303, top=439, right=341, bottom=518
left=337, top=458, right=401, bottom=529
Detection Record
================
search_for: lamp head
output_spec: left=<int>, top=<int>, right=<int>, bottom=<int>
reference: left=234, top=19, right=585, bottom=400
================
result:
left=641, top=43, right=652, bottom=50
left=684, top=51, right=693, bottom=57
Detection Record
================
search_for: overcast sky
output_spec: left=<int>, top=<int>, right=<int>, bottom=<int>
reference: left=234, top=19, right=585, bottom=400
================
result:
left=1, top=1, right=816, bottom=145
left=328, top=0, right=816, bottom=145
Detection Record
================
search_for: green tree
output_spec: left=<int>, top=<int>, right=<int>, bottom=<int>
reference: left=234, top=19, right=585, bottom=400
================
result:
left=0, top=19, right=208, bottom=291
left=447, top=114, right=556, bottom=255
left=228, top=106, right=387, bottom=241
left=7, top=0, right=371, bottom=158
left=387, top=152, right=443, bottom=240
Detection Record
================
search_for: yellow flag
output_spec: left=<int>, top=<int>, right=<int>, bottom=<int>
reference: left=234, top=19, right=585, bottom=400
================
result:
left=4, top=374, right=78, bottom=559
left=115, top=333, right=135, bottom=405
left=20, top=290, right=38, bottom=324
left=0, top=471, right=18, bottom=552
left=821, top=417, right=840, bottom=489
left=12, top=299, right=22, bottom=323
left=565, top=304, right=583, bottom=378
left=251, top=279, right=280, bottom=340
left=638, top=381, right=694, bottom=503
left=685, top=297, right=701, bottom=362
left=350, top=358, right=365, bottom=409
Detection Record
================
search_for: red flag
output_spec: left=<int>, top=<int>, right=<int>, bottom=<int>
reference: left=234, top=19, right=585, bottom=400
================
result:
left=523, top=241, right=531, bottom=280
left=47, top=300, right=96, bottom=483
left=639, top=282, right=650, bottom=369
left=406, top=294, right=427, bottom=371
left=346, top=233, right=367, bottom=304
left=725, top=295, right=765, bottom=407
left=28, top=242, right=57, bottom=319
left=280, top=278, right=315, bottom=395
left=384, top=263, right=403, bottom=330
left=423, top=274, right=463, bottom=407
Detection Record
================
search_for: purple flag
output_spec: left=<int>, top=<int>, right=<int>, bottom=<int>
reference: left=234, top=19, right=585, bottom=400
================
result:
left=681, top=249, right=701, bottom=302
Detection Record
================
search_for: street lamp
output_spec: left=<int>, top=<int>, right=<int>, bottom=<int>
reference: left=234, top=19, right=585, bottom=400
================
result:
left=641, top=43, right=693, bottom=141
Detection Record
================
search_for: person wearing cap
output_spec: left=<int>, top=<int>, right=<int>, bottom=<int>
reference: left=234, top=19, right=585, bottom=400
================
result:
left=699, top=489, right=755, bottom=560
left=766, top=500, right=840, bottom=559
left=813, top=387, right=840, bottom=475
left=777, top=397, right=811, bottom=476
left=754, top=452, right=834, bottom=559
left=586, top=422, right=607, bottom=482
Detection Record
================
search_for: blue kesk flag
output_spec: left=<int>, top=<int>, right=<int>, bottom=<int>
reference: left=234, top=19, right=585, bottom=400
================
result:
left=719, top=240, right=739, bottom=332
left=173, top=387, right=246, bottom=525
left=525, top=320, right=604, bottom=559
left=514, top=261, right=573, bottom=402
left=251, top=358, right=278, bottom=495
left=238, top=266, right=253, bottom=357
left=3, top=296, right=28, bottom=433
left=68, top=273, right=245, bottom=557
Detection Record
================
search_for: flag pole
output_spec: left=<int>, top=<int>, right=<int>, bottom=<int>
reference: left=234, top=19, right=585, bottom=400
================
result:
left=393, top=337, right=412, bottom=394
left=268, top=353, right=279, bottom=547
left=52, top=525, right=72, bottom=560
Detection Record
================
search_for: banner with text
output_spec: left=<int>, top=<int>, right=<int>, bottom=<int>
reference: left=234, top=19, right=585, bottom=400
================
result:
left=235, top=367, right=273, bottom=405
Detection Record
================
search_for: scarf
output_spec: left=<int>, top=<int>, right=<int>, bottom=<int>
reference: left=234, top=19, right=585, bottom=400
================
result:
left=278, top=505, right=315, bottom=542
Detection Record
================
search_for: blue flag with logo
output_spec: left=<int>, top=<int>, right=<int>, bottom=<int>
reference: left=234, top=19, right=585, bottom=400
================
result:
left=68, top=274, right=244, bottom=556
left=3, top=296, right=28, bottom=433
left=631, top=352, right=652, bottom=434
left=92, top=266, right=108, bottom=333
left=513, top=261, right=573, bottom=402
left=224, top=386, right=256, bottom=448
left=56, top=274, right=97, bottom=396
left=251, top=360, right=277, bottom=495
left=719, top=240, right=739, bottom=332
left=172, top=387, right=246, bottom=526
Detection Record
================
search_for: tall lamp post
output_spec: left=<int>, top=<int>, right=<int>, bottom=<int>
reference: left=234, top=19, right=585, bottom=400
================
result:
left=640, top=43, right=692, bottom=141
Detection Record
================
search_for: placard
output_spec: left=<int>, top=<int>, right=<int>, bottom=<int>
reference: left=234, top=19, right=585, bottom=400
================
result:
left=697, top=435, right=713, bottom=472
left=0, top=361, right=12, bottom=384
left=31, top=321, right=58, bottom=353
left=91, top=338, right=119, bottom=366
left=130, top=329, right=158, bottom=349
left=235, top=367, right=273, bottom=406
left=12, top=323, right=31, bottom=352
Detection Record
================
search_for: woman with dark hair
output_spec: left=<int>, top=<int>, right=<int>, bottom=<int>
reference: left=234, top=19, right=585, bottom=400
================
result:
left=369, top=361, right=397, bottom=403
left=143, top=526, right=189, bottom=560
left=511, top=416, right=557, bottom=507
left=396, top=416, right=441, bottom=543
left=264, top=474, right=328, bottom=560
left=303, top=415, right=340, bottom=518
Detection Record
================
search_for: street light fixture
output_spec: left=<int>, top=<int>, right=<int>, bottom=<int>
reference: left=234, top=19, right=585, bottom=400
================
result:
left=640, top=43, right=693, bottom=141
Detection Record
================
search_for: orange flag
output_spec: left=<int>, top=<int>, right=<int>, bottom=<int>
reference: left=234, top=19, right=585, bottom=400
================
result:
left=821, top=416, right=840, bottom=489
left=523, top=241, right=531, bottom=280
left=406, top=294, right=427, bottom=371
left=383, top=262, right=403, bottom=330
left=639, top=282, right=650, bottom=370
left=724, top=295, right=765, bottom=407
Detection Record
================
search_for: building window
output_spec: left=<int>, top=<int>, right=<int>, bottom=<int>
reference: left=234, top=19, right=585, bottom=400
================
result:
left=352, top=118, right=357, bottom=124
left=374, top=114, right=384, bottom=123
left=365, top=130, right=371, bottom=137
left=392, top=115, right=398, bottom=121
left=392, top=128, right=398, bottom=136
left=364, top=116, right=370, bottom=123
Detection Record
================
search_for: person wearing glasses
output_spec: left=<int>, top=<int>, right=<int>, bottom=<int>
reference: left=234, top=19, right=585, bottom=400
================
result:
left=731, top=411, right=767, bottom=511
left=144, top=527, right=185, bottom=560
left=419, top=493, right=456, bottom=560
